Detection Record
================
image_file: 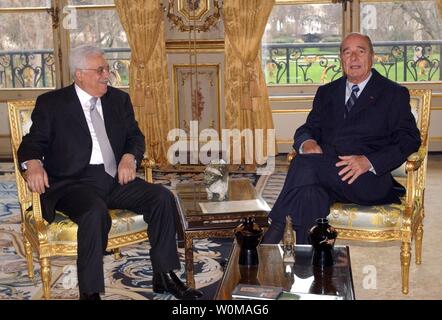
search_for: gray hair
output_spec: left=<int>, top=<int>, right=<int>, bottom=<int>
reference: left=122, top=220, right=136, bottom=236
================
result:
left=340, top=32, right=374, bottom=55
left=69, top=45, right=105, bottom=77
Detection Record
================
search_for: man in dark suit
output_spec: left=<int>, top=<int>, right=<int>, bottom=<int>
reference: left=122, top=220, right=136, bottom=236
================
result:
left=262, top=33, right=421, bottom=244
left=18, top=45, right=202, bottom=300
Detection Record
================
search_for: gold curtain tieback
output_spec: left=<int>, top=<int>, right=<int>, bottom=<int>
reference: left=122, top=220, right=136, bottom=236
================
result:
left=144, top=86, right=156, bottom=115
left=241, top=61, right=261, bottom=110
left=246, top=62, right=261, bottom=98
left=241, top=82, right=252, bottom=110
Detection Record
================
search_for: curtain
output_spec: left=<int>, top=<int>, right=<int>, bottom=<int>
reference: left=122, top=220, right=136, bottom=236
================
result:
left=115, top=0, right=171, bottom=165
left=223, top=0, right=276, bottom=165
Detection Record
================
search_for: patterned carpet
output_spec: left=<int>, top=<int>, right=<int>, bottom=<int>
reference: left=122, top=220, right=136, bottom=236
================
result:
left=0, top=163, right=284, bottom=300
left=4, top=157, right=439, bottom=300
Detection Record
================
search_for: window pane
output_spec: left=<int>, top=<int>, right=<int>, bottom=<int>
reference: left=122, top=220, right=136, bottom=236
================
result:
left=68, top=0, right=115, bottom=6
left=361, top=0, right=442, bottom=82
left=69, top=9, right=130, bottom=87
left=0, top=0, right=50, bottom=8
left=262, top=3, right=343, bottom=85
left=0, top=12, right=56, bottom=88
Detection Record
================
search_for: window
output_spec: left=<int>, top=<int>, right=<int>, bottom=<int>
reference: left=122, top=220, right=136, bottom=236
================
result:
left=0, top=2, right=55, bottom=89
left=0, top=0, right=50, bottom=7
left=262, top=0, right=442, bottom=85
left=361, top=0, right=442, bottom=82
left=262, top=2, right=343, bottom=85
left=0, top=0, right=130, bottom=93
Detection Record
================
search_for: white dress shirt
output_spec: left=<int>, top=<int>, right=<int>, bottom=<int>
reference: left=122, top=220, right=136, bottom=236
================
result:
left=74, top=84, right=105, bottom=165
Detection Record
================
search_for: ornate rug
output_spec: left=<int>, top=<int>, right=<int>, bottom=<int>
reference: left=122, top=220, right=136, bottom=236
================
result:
left=0, top=162, right=286, bottom=300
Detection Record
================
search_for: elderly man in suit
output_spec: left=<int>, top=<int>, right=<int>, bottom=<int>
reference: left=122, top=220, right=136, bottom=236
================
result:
left=262, top=33, right=421, bottom=244
left=17, top=45, right=202, bottom=300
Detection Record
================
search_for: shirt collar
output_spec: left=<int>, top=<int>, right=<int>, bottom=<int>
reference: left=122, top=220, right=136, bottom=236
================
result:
left=74, top=83, right=98, bottom=108
left=346, top=71, right=372, bottom=94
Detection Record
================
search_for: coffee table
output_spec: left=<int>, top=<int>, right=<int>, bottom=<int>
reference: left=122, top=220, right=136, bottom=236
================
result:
left=214, top=243, right=355, bottom=300
left=175, top=178, right=270, bottom=288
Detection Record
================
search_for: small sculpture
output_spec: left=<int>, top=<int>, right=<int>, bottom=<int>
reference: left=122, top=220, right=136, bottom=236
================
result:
left=203, top=159, right=229, bottom=200
left=283, top=215, right=296, bottom=263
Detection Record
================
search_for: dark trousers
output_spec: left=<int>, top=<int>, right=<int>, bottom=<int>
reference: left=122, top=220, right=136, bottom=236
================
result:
left=52, top=165, right=180, bottom=294
left=262, top=154, right=395, bottom=245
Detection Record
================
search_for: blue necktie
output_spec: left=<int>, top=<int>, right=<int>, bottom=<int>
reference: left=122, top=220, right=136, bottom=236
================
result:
left=345, top=84, right=360, bottom=118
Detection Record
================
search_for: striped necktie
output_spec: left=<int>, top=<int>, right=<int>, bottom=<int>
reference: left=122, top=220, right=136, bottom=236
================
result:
left=89, top=97, right=117, bottom=177
left=345, top=84, right=360, bottom=118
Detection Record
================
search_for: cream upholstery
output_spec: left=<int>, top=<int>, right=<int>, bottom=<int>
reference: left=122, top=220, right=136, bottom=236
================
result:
left=328, top=202, right=404, bottom=232
left=288, top=89, right=432, bottom=294
left=8, top=100, right=152, bottom=299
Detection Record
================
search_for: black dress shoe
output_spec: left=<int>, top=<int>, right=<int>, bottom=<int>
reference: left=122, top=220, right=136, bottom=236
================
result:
left=153, top=272, right=203, bottom=300
left=79, top=292, right=101, bottom=300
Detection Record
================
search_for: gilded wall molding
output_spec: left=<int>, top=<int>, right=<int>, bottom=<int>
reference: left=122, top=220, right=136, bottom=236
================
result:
left=275, top=0, right=334, bottom=4
left=167, top=0, right=221, bottom=32
left=272, top=109, right=311, bottom=113
left=277, top=139, right=295, bottom=144
left=166, top=40, right=224, bottom=52
left=269, top=96, right=315, bottom=103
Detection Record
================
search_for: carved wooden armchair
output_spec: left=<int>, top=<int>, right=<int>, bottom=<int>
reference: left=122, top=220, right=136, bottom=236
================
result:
left=288, top=89, right=432, bottom=294
left=8, top=100, right=153, bottom=299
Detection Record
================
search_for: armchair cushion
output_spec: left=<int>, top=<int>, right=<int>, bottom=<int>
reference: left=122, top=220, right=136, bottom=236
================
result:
left=24, top=209, right=147, bottom=244
left=327, top=199, right=404, bottom=231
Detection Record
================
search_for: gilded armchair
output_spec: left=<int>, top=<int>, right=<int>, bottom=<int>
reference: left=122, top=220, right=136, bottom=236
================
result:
left=8, top=100, right=153, bottom=299
left=288, top=89, right=432, bottom=294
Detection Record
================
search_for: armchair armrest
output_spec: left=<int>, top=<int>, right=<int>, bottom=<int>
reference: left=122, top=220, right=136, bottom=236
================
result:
left=31, top=192, right=45, bottom=222
left=17, top=170, right=45, bottom=223
left=404, top=146, right=427, bottom=212
left=141, top=156, right=155, bottom=183
left=287, top=150, right=297, bottom=162
left=405, top=146, right=426, bottom=173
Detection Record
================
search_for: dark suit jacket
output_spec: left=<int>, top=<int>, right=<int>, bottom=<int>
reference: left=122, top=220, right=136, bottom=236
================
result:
left=17, top=84, right=145, bottom=222
left=293, top=69, right=421, bottom=177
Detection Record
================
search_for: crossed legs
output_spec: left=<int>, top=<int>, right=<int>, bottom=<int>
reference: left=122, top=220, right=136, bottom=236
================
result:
left=262, top=153, right=393, bottom=244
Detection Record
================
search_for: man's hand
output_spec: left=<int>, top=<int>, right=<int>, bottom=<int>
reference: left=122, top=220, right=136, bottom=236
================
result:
left=336, top=155, right=371, bottom=184
left=117, top=153, right=136, bottom=185
left=302, top=140, right=323, bottom=154
left=23, top=159, right=49, bottom=194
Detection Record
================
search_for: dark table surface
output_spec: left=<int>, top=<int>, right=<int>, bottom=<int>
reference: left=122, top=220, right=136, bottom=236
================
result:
left=215, top=243, right=355, bottom=300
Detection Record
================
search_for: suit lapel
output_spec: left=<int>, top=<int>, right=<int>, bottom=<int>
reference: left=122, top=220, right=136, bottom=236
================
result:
left=66, top=84, right=90, bottom=135
left=333, top=77, right=347, bottom=125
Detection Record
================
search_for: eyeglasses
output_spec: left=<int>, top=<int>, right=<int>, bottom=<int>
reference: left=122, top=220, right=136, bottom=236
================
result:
left=79, top=65, right=110, bottom=75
